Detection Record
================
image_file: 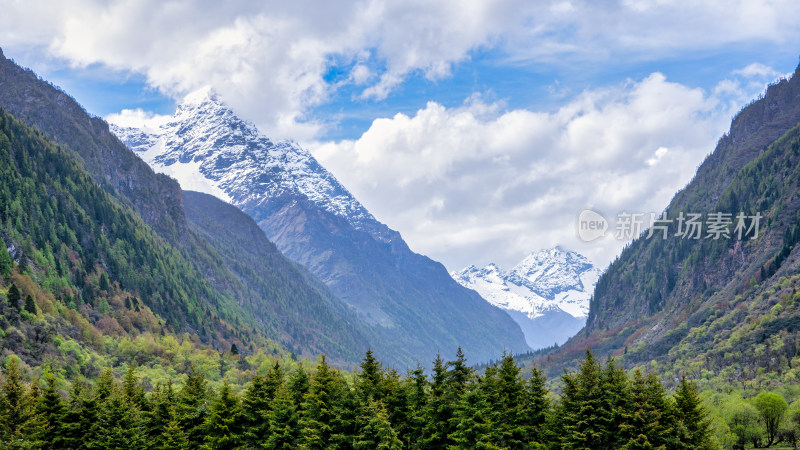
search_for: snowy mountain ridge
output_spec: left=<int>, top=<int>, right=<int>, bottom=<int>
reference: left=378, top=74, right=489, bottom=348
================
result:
left=451, top=246, right=600, bottom=319
left=451, top=247, right=601, bottom=349
left=110, top=87, right=385, bottom=239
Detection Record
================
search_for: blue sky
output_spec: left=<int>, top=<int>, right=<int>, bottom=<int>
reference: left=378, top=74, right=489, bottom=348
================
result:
left=2, top=0, right=800, bottom=270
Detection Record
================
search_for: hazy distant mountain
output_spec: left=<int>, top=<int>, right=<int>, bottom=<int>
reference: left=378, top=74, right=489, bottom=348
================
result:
left=452, top=247, right=600, bottom=349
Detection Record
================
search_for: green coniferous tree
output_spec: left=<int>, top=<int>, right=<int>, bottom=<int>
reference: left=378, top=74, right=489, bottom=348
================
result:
left=0, top=357, right=34, bottom=443
left=522, top=367, right=549, bottom=445
left=37, top=374, right=65, bottom=448
left=23, top=294, right=37, bottom=315
left=89, top=387, right=147, bottom=450
left=177, top=365, right=210, bottom=448
left=299, top=355, right=344, bottom=449
left=356, top=349, right=384, bottom=403
left=599, top=356, right=630, bottom=448
left=405, top=364, right=428, bottom=446
left=202, top=380, right=244, bottom=450
left=264, top=360, right=286, bottom=401
left=450, top=370, right=496, bottom=448
left=288, top=366, right=310, bottom=408
left=672, top=375, right=713, bottom=449
left=493, top=352, right=527, bottom=447
left=420, top=354, right=453, bottom=449
left=266, top=384, right=300, bottom=449
left=447, top=347, right=472, bottom=398
left=61, top=379, right=96, bottom=449
left=558, top=350, right=605, bottom=449
left=159, top=418, right=190, bottom=450
left=382, top=368, right=412, bottom=445
left=146, top=381, right=177, bottom=447
left=619, top=369, right=670, bottom=449
left=354, top=400, right=402, bottom=450
left=122, top=365, right=147, bottom=410
left=6, top=283, right=21, bottom=310
left=242, top=373, right=272, bottom=447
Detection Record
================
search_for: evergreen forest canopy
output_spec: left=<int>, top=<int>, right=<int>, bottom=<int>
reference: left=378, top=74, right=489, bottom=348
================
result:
left=1, top=347, right=724, bottom=450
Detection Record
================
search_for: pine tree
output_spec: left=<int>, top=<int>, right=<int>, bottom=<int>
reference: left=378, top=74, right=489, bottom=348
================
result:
left=122, top=364, right=146, bottom=409
left=6, top=282, right=20, bottom=309
left=672, top=375, right=713, bottom=449
left=450, top=370, right=496, bottom=448
left=405, top=364, right=428, bottom=446
left=382, top=368, right=412, bottom=445
left=242, top=373, right=272, bottom=447
left=61, top=379, right=96, bottom=449
left=177, top=365, right=210, bottom=448
left=266, top=384, right=300, bottom=449
left=264, top=361, right=286, bottom=401
left=522, top=367, right=549, bottom=445
left=299, top=355, right=344, bottom=449
left=598, top=356, right=630, bottom=448
left=0, top=357, right=34, bottom=442
left=147, top=381, right=177, bottom=447
left=558, top=350, right=605, bottom=449
left=619, top=369, right=670, bottom=449
left=492, top=352, right=527, bottom=447
left=159, top=418, right=190, bottom=450
left=23, top=294, right=37, bottom=315
left=420, top=353, right=453, bottom=449
left=288, top=366, right=310, bottom=408
left=357, top=349, right=383, bottom=403
left=89, top=386, right=147, bottom=449
left=447, top=347, right=472, bottom=397
left=37, top=374, right=65, bottom=448
left=354, top=400, right=402, bottom=450
left=202, top=380, right=244, bottom=449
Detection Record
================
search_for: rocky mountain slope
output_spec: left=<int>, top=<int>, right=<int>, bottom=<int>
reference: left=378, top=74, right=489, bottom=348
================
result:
left=534, top=62, right=800, bottom=382
left=112, top=88, right=529, bottom=366
left=452, top=247, right=600, bottom=349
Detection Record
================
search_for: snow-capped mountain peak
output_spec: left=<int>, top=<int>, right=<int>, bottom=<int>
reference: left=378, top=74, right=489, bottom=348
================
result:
left=110, top=87, right=383, bottom=234
left=451, top=247, right=601, bottom=348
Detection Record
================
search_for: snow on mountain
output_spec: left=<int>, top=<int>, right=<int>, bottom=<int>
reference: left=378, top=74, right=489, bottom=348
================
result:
left=109, top=87, right=383, bottom=238
left=452, top=246, right=600, bottom=319
left=451, top=246, right=601, bottom=348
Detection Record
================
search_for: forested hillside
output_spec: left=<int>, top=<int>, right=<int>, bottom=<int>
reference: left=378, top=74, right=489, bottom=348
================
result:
left=534, top=63, right=800, bottom=391
left=0, top=49, right=371, bottom=365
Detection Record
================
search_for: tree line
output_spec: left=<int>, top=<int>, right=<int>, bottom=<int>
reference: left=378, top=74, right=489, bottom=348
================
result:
left=0, top=348, right=716, bottom=449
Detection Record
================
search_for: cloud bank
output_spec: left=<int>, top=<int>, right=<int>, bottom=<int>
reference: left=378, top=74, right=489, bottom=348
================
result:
left=3, top=0, right=799, bottom=140
left=313, top=69, right=783, bottom=269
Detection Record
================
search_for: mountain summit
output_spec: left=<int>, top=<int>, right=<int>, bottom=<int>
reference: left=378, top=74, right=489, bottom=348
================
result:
left=111, top=88, right=529, bottom=366
left=451, top=247, right=600, bottom=349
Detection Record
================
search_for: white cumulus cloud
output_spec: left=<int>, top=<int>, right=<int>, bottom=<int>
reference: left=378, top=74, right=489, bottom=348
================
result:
left=312, top=69, right=779, bottom=270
